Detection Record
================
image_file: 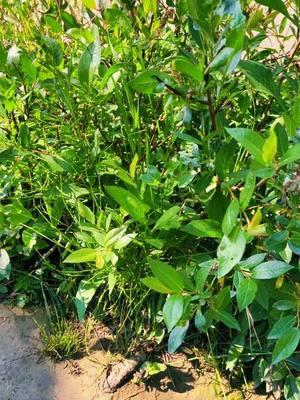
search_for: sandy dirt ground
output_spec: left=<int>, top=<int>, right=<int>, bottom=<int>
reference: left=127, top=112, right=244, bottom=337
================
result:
left=0, top=304, right=268, bottom=400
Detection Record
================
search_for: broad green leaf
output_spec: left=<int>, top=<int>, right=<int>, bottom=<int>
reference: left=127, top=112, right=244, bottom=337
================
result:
left=78, top=32, right=101, bottom=87
left=279, top=144, right=300, bottom=167
left=252, top=261, right=293, bottom=280
left=108, top=272, right=117, bottom=296
left=105, top=186, right=150, bottom=224
left=217, top=228, right=246, bottom=277
left=168, top=321, right=189, bottom=353
left=226, top=128, right=264, bottom=163
left=181, top=219, right=222, bottom=238
left=255, top=0, right=293, bottom=22
left=215, top=142, right=236, bottom=180
left=275, top=123, right=288, bottom=155
left=129, top=70, right=170, bottom=94
left=238, top=60, right=281, bottom=100
left=239, top=172, right=256, bottom=210
left=268, top=316, right=296, bottom=340
left=174, top=56, right=203, bottom=82
left=154, top=206, right=181, bottom=231
left=129, top=153, right=139, bottom=179
left=214, top=286, right=231, bottom=310
left=195, top=261, right=212, bottom=292
left=75, top=279, right=98, bottom=321
left=163, top=294, right=184, bottom=332
left=78, top=202, right=95, bottom=224
left=237, top=278, right=257, bottom=311
left=141, top=277, right=173, bottom=294
left=222, top=198, right=240, bottom=236
left=64, top=248, right=97, bottom=263
left=284, top=376, right=300, bottom=400
left=215, top=309, right=241, bottom=331
left=40, top=154, right=65, bottom=172
left=42, top=37, right=62, bottom=66
left=0, top=249, right=11, bottom=280
left=195, top=309, right=206, bottom=332
left=262, top=129, right=277, bottom=165
left=264, top=231, right=288, bottom=252
left=226, top=335, right=245, bottom=371
left=272, top=328, right=300, bottom=365
left=182, top=107, right=192, bottom=128
left=148, top=258, right=184, bottom=293
left=284, top=96, right=300, bottom=137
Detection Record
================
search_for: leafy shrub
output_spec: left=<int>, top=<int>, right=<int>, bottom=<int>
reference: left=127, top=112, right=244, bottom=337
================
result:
left=0, top=0, right=299, bottom=397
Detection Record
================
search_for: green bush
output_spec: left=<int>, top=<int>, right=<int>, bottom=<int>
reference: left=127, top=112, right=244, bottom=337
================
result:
left=0, top=0, right=299, bottom=397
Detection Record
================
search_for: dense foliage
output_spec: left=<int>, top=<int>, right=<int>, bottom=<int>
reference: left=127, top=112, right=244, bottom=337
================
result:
left=0, top=0, right=300, bottom=397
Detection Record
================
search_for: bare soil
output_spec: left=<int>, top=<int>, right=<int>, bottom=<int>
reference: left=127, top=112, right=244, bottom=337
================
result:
left=0, top=304, right=267, bottom=400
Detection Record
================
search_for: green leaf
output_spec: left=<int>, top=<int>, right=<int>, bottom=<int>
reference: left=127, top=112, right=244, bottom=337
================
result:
left=215, top=142, right=236, bottom=180
left=42, top=37, right=63, bottom=66
left=148, top=258, right=184, bottom=293
left=78, top=202, right=95, bottom=224
left=129, top=70, right=170, bottom=94
left=174, top=56, right=203, bottom=82
left=40, top=154, right=65, bottom=172
left=195, top=261, right=212, bottom=292
left=214, top=286, right=231, bottom=310
left=195, top=309, right=206, bottom=332
left=64, top=248, right=97, bottom=263
left=106, top=186, right=150, bottom=224
left=284, top=375, right=300, bottom=400
left=222, top=198, right=240, bottom=236
left=238, top=60, right=281, bottom=100
left=163, top=294, right=184, bottom=332
left=240, top=172, right=256, bottom=210
left=262, top=129, right=277, bottom=165
left=279, top=144, right=300, bottom=167
left=143, top=0, right=157, bottom=14
left=237, top=279, right=257, bottom=311
left=154, top=206, right=181, bottom=231
left=168, top=321, right=189, bottom=353
left=78, top=33, right=101, bottom=87
left=0, top=249, right=11, bottom=280
left=252, top=261, right=293, bottom=280
left=215, top=309, right=241, bottom=331
left=75, top=279, right=98, bottom=321
left=268, top=316, right=296, bottom=340
left=272, top=328, right=300, bottom=365
left=255, top=0, right=293, bottom=22
left=141, top=277, right=173, bottom=294
left=82, top=0, right=96, bottom=8
left=226, top=128, right=264, bottom=163
left=181, top=219, right=222, bottom=238
left=217, top=228, right=247, bottom=277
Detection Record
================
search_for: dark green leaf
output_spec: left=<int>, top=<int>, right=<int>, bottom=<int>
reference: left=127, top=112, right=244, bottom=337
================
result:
left=141, top=277, right=173, bottom=294
left=272, top=328, right=300, bottom=365
left=222, top=198, right=240, bottom=236
left=163, top=294, right=184, bottom=332
left=217, top=228, right=247, bottom=277
left=226, top=127, right=265, bottom=163
left=148, top=258, right=184, bottom=293
left=237, top=278, right=257, bottom=311
left=252, top=261, right=293, bottom=280
left=268, top=316, right=296, bottom=340
left=215, top=309, right=241, bottom=331
left=168, top=321, right=189, bottom=353
left=182, top=219, right=222, bottom=238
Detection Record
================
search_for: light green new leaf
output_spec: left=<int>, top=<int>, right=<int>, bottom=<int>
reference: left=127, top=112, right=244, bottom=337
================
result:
left=75, top=279, right=99, bottom=321
left=222, top=198, right=240, bottom=236
left=163, top=294, right=184, bottom=332
left=64, top=248, right=97, bottom=263
left=148, top=258, right=184, bottom=293
left=141, top=277, right=173, bottom=294
left=105, top=186, right=150, bottom=224
left=279, top=144, right=300, bottom=167
left=252, top=261, right=293, bottom=279
left=217, top=228, right=246, bottom=278
left=226, top=128, right=264, bottom=163
left=262, top=129, right=277, bottom=165
left=78, top=202, right=95, bottom=224
left=272, top=328, right=300, bottom=365
left=237, top=278, right=257, bottom=311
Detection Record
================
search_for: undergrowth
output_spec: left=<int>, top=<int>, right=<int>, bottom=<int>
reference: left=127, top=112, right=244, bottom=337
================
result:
left=0, top=0, right=300, bottom=398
